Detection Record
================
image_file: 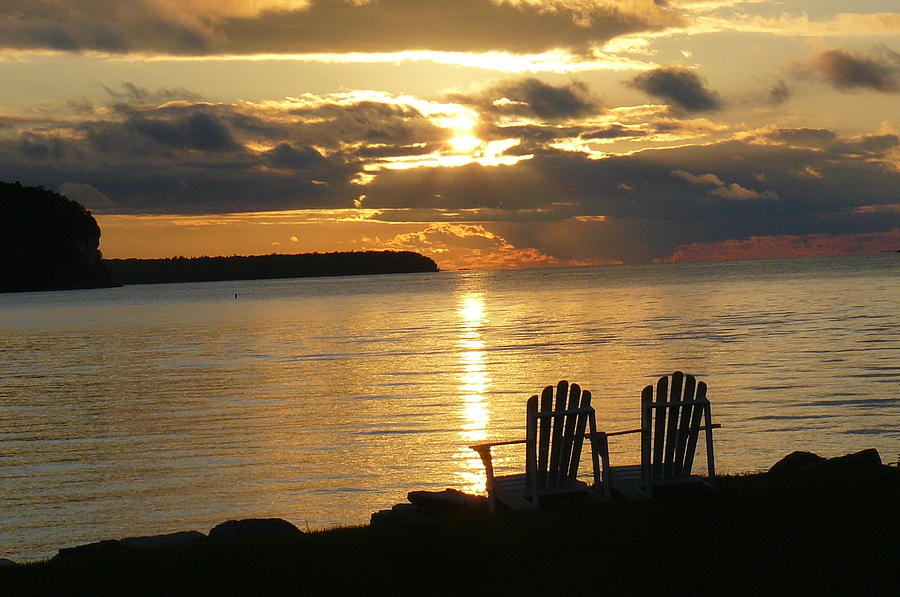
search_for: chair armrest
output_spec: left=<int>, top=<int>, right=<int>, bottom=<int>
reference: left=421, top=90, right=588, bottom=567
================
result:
left=601, top=428, right=642, bottom=437
left=468, top=439, right=526, bottom=453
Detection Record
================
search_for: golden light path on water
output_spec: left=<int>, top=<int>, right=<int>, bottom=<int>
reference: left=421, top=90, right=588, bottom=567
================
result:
left=454, top=293, right=491, bottom=495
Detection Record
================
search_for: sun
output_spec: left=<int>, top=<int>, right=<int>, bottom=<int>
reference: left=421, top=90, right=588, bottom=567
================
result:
left=448, top=134, right=483, bottom=153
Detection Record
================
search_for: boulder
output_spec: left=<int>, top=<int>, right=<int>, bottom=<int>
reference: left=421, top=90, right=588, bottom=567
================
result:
left=54, top=531, right=207, bottom=560
left=208, top=518, right=301, bottom=540
left=818, top=448, right=882, bottom=471
left=55, top=539, right=123, bottom=560
left=0, top=558, right=18, bottom=567
left=119, top=530, right=206, bottom=550
left=770, top=449, right=882, bottom=475
left=769, top=451, right=827, bottom=475
left=370, top=503, right=427, bottom=525
left=407, top=488, right=488, bottom=516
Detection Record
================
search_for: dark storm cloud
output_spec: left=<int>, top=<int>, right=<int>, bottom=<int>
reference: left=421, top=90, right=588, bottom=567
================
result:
left=18, top=132, right=69, bottom=160
left=265, top=143, right=326, bottom=170
left=453, top=78, right=602, bottom=122
left=125, top=112, right=241, bottom=152
left=811, top=48, right=900, bottom=92
left=360, top=136, right=900, bottom=261
left=286, top=101, right=445, bottom=148
left=0, top=88, right=468, bottom=213
left=0, top=0, right=212, bottom=54
left=0, top=0, right=680, bottom=56
left=628, top=66, right=723, bottom=113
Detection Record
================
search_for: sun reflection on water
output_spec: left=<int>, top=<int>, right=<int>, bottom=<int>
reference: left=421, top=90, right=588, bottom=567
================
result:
left=454, top=293, right=491, bottom=494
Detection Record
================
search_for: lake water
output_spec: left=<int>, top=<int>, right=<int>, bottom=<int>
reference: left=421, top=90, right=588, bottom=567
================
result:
left=1, top=254, right=898, bottom=561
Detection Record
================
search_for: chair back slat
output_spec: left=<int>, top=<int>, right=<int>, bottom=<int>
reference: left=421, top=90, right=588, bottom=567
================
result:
left=569, top=391, right=592, bottom=480
left=672, top=374, right=697, bottom=478
left=525, top=394, right=538, bottom=491
left=682, top=381, right=708, bottom=475
left=640, top=385, right=652, bottom=480
left=536, top=385, right=553, bottom=488
left=557, top=382, right=581, bottom=485
left=651, top=375, right=668, bottom=480
left=547, top=380, right=569, bottom=486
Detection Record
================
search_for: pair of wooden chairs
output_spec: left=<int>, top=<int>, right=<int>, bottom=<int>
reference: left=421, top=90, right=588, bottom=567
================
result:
left=469, top=372, right=720, bottom=510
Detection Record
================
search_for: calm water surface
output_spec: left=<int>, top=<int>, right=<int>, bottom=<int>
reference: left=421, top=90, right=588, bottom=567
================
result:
left=1, top=254, right=898, bottom=561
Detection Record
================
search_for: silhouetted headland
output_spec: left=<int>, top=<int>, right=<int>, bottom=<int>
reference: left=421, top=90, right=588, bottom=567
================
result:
left=105, top=251, right=438, bottom=285
left=1, top=181, right=112, bottom=293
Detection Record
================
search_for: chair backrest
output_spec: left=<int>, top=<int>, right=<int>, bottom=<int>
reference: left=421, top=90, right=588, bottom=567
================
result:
left=525, top=380, right=596, bottom=497
left=640, top=371, right=713, bottom=482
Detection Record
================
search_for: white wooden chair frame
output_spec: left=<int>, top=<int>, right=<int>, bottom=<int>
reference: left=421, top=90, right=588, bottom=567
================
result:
left=470, top=381, right=603, bottom=511
left=594, top=372, right=720, bottom=499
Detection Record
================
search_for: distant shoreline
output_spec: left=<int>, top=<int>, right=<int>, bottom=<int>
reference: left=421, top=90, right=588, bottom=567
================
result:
left=104, top=250, right=438, bottom=286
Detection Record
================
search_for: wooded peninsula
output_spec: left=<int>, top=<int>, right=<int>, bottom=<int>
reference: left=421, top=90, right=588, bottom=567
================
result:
left=105, top=251, right=438, bottom=286
left=1, top=180, right=437, bottom=292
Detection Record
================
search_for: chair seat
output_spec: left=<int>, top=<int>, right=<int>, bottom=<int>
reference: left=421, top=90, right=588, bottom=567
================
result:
left=608, top=465, right=713, bottom=499
left=492, top=474, right=595, bottom=510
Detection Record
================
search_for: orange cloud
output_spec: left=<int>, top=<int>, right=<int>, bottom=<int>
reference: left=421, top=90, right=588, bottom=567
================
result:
left=658, top=228, right=900, bottom=263
left=375, top=222, right=561, bottom=270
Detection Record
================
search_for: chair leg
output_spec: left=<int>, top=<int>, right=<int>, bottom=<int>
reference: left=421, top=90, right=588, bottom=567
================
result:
left=475, top=446, right=497, bottom=512
left=594, top=433, right=612, bottom=500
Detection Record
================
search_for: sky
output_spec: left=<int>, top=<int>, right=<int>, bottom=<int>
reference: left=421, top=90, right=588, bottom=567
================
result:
left=1, top=1, right=898, bottom=269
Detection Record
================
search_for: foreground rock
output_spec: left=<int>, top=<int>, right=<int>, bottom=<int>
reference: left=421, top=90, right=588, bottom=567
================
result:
left=208, top=518, right=302, bottom=539
left=0, top=558, right=18, bottom=567
left=371, top=489, right=488, bottom=525
left=769, top=448, right=882, bottom=475
left=55, top=531, right=206, bottom=560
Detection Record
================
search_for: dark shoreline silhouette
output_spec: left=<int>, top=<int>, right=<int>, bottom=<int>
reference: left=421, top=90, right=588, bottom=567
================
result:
left=1, top=181, right=112, bottom=293
left=105, top=251, right=439, bottom=286
left=1, top=465, right=895, bottom=593
left=2, top=179, right=437, bottom=293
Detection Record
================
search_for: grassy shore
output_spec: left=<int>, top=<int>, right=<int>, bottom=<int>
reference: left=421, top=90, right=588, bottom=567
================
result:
left=2, top=467, right=897, bottom=596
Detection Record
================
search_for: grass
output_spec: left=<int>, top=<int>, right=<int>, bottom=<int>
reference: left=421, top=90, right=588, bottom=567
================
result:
left=1, top=468, right=897, bottom=596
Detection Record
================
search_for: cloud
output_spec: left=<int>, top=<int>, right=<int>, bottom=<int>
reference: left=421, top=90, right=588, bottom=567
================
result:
left=59, top=182, right=116, bottom=212
left=673, top=169, right=776, bottom=200
left=709, top=183, right=773, bottom=200
left=265, top=143, right=326, bottom=170
left=2, top=83, right=898, bottom=264
left=685, top=11, right=900, bottom=38
left=103, top=82, right=203, bottom=104
left=764, top=128, right=838, bottom=148
left=660, top=229, right=900, bottom=263
left=124, top=111, right=242, bottom=152
left=582, top=124, right=646, bottom=139
left=810, top=48, right=900, bottom=93
left=671, top=169, right=724, bottom=186
left=377, top=222, right=563, bottom=270
left=0, top=0, right=679, bottom=56
left=452, top=78, right=602, bottom=122
left=767, top=79, right=791, bottom=105
left=627, top=66, right=723, bottom=112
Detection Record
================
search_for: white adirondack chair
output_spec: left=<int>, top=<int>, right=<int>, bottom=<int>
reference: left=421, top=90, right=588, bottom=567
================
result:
left=470, top=381, right=603, bottom=511
left=595, top=371, right=720, bottom=499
